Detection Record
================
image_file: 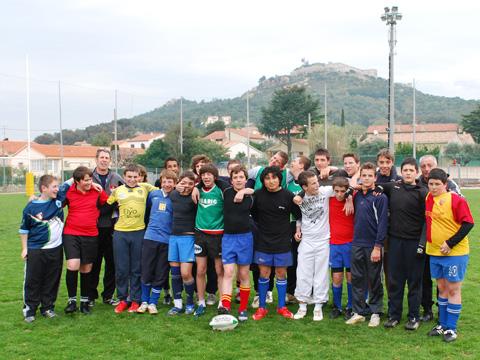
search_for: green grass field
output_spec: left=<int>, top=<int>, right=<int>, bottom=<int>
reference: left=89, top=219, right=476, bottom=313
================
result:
left=0, top=191, right=478, bottom=359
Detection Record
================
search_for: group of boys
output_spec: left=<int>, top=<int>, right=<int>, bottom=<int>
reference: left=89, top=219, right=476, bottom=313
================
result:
left=20, top=147, right=474, bottom=342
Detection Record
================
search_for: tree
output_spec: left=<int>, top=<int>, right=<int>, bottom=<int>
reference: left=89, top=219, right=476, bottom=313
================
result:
left=340, top=108, right=345, bottom=127
left=357, top=139, right=388, bottom=163
left=91, top=132, right=112, bottom=147
left=34, top=133, right=57, bottom=144
left=461, top=105, right=480, bottom=143
left=204, top=121, right=226, bottom=136
left=259, top=86, right=319, bottom=158
left=134, top=139, right=172, bottom=169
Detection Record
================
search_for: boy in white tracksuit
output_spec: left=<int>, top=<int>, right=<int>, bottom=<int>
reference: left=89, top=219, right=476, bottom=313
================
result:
left=293, top=170, right=335, bottom=321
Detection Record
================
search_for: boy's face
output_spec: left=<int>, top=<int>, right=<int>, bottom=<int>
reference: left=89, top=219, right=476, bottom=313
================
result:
left=124, top=171, right=139, bottom=187
left=302, top=175, right=319, bottom=195
left=401, top=164, right=418, bottom=185
left=333, top=186, right=347, bottom=201
left=290, top=158, right=304, bottom=173
left=201, top=172, right=215, bottom=187
left=42, top=180, right=59, bottom=199
left=420, top=158, right=436, bottom=179
left=377, top=156, right=393, bottom=176
left=231, top=171, right=247, bottom=191
left=269, top=153, right=284, bottom=169
left=263, top=173, right=280, bottom=192
left=76, top=174, right=93, bottom=192
left=178, top=177, right=195, bottom=195
left=344, top=157, right=359, bottom=177
left=428, top=178, right=447, bottom=197
left=166, top=161, right=179, bottom=175
left=195, top=161, right=207, bottom=175
left=314, top=155, right=330, bottom=170
left=161, top=177, right=176, bottom=194
left=360, top=169, right=376, bottom=189
left=227, top=163, right=239, bottom=175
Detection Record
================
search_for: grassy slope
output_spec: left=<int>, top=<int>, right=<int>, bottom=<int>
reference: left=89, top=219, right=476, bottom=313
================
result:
left=0, top=191, right=478, bottom=359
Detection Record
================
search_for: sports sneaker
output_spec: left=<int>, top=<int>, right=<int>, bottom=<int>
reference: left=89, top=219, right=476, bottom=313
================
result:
left=330, top=307, right=342, bottom=319
left=420, top=310, right=433, bottom=322
left=64, top=300, right=77, bottom=314
left=443, top=329, right=458, bottom=342
left=218, top=306, right=230, bottom=315
left=405, top=318, right=420, bottom=331
left=114, top=300, right=129, bottom=314
left=368, top=313, right=381, bottom=327
left=238, top=310, right=248, bottom=322
left=147, top=304, right=158, bottom=315
left=384, top=318, right=399, bottom=328
left=185, top=304, right=195, bottom=315
left=24, top=316, right=35, bottom=323
left=88, top=299, right=95, bottom=308
left=42, top=310, right=57, bottom=318
left=252, top=307, right=268, bottom=321
left=277, top=306, right=294, bottom=319
left=128, top=301, right=140, bottom=313
left=80, top=302, right=91, bottom=315
left=206, top=293, right=217, bottom=306
left=163, top=293, right=172, bottom=306
left=286, top=294, right=298, bottom=304
left=344, top=308, right=353, bottom=321
left=428, top=324, right=444, bottom=337
left=167, top=307, right=183, bottom=316
left=194, top=304, right=206, bottom=317
left=294, top=308, right=307, bottom=320
left=251, top=295, right=260, bottom=309
left=136, top=302, right=149, bottom=314
left=266, top=291, right=273, bottom=304
left=103, top=298, right=120, bottom=306
left=345, top=313, right=365, bottom=325
left=313, top=307, right=323, bottom=321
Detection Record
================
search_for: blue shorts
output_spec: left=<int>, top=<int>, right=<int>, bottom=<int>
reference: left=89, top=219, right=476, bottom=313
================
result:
left=329, top=243, right=352, bottom=271
left=222, top=232, right=253, bottom=265
left=168, top=235, right=195, bottom=263
left=254, top=250, right=292, bottom=267
left=430, top=255, right=469, bottom=282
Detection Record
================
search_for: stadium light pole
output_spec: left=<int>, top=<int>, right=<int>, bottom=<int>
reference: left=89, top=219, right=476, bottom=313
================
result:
left=381, top=6, right=402, bottom=155
left=412, top=78, right=416, bottom=159
left=246, top=91, right=251, bottom=169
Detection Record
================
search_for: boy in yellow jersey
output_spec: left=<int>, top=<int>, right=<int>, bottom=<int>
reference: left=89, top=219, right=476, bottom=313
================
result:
left=106, top=164, right=157, bottom=313
left=425, top=169, right=474, bottom=342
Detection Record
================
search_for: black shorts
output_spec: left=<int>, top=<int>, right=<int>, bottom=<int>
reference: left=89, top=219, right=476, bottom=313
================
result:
left=63, top=235, right=98, bottom=264
left=194, top=231, right=222, bottom=259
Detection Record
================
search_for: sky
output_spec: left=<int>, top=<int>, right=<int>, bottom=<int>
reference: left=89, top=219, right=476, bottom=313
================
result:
left=1, top=0, right=479, bottom=140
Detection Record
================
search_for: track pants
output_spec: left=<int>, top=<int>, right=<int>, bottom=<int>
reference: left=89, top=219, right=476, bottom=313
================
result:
left=294, top=239, right=330, bottom=304
left=89, top=226, right=116, bottom=301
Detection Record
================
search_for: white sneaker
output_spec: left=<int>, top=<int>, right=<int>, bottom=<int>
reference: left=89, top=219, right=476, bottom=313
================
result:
left=251, top=295, right=260, bottom=309
left=313, top=307, right=323, bottom=321
left=294, top=308, right=307, bottom=320
left=368, top=313, right=381, bottom=327
left=345, top=313, right=366, bottom=325
left=147, top=304, right=158, bottom=315
left=137, top=302, right=149, bottom=314
left=206, top=293, right=217, bottom=306
left=266, top=291, right=273, bottom=304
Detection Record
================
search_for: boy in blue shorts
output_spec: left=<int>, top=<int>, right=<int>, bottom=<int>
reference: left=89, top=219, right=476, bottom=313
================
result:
left=425, top=168, right=474, bottom=342
left=137, top=170, right=176, bottom=315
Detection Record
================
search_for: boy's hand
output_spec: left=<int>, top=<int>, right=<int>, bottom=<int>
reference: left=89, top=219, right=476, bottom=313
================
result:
left=175, top=184, right=185, bottom=193
left=319, top=167, right=330, bottom=179
left=21, top=248, right=28, bottom=260
left=370, top=246, right=381, bottom=262
left=234, top=189, right=245, bottom=203
left=293, top=195, right=303, bottom=205
left=294, top=230, right=302, bottom=242
left=440, top=242, right=451, bottom=255
left=191, top=187, right=200, bottom=204
left=373, top=185, right=384, bottom=196
left=28, top=194, right=38, bottom=203
left=343, top=197, right=354, bottom=216
left=92, top=183, right=103, bottom=192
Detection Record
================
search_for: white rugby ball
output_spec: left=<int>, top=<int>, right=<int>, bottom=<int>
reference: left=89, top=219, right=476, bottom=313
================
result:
left=209, top=314, right=239, bottom=331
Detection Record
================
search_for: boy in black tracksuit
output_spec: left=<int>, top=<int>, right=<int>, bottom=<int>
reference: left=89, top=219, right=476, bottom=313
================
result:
left=378, top=158, right=428, bottom=330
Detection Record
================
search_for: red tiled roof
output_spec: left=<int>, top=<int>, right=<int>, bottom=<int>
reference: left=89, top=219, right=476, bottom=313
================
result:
left=0, top=140, right=27, bottom=156
left=30, top=143, right=100, bottom=158
left=128, top=133, right=164, bottom=142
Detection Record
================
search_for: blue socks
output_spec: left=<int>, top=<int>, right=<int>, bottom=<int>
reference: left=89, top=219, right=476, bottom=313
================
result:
left=184, top=280, right=195, bottom=306
left=141, top=283, right=152, bottom=303
left=332, top=285, right=342, bottom=310
left=276, top=278, right=287, bottom=309
left=150, top=287, right=161, bottom=305
left=446, top=303, right=462, bottom=331
left=347, top=282, right=352, bottom=309
left=258, top=277, right=269, bottom=308
left=438, top=297, right=448, bottom=329
left=171, top=266, right=183, bottom=300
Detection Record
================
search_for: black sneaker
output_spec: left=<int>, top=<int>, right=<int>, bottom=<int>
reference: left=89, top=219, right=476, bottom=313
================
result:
left=443, top=329, right=457, bottom=342
left=427, top=324, right=444, bottom=337
left=344, top=308, right=353, bottom=321
left=217, top=306, right=230, bottom=315
left=405, top=318, right=420, bottom=331
left=420, top=310, right=433, bottom=322
left=329, top=307, right=342, bottom=319
left=384, top=318, right=399, bottom=328
left=64, top=300, right=77, bottom=314
left=163, top=293, right=172, bottom=306
left=80, top=302, right=91, bottom=315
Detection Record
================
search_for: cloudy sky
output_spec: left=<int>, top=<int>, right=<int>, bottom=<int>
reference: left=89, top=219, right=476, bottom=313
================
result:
left=1, top=0, right=479, bottom=140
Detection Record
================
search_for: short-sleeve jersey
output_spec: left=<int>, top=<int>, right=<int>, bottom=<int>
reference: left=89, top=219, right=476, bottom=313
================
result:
left=425, top=191, right=474, bottom=256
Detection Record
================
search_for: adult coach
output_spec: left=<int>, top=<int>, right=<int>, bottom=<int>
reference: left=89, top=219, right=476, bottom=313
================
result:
left=89, top=149, right=124, bottom=306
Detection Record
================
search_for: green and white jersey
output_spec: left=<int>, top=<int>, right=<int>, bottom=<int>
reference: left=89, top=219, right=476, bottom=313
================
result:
left=195, top=184, right=224, bottom=234
left=252, top=166, right=289, bottom=190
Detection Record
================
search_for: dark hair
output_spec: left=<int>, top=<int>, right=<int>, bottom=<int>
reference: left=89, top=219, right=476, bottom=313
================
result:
left=96, top=148, right=111, bottom=159
left=314, top=148, right=331, bottom=160
left=230, top=165, right=248, bottom=180
left=332, top=176, right=349, bottom=189
left=191, top=154, right=211, bottom=175
left=260, top=166, right=283, bottom=186
left=199, top=163, right=219, bottom=178
left=376, top=148, right=395, bottom=162
left=159, top=169, right=178, bottom=183
left=360, top=162, right=376, bottom=174
left=297, top=155, right=312, bottom=171
left=276, top=151, right=289, bottom=167
left=178, top=170, right=196, bottom=183
left=164, top=157, right=179, bottom=169
left=137, top=164, right=148, bottom=182
left=38, top=174, right=57, bottom=192
left=428, top=168, right=448, bottom=184
left=401, top=157, right=418, bottom=171
left=343, top=153, right=360, bottom=163
left=123, top=164, right=139, bottom=175
left=73, top=166, right=93, bottom=182
left=298, top=170, right=316, bottom=187
left=227, top=159, right=241, bottom=169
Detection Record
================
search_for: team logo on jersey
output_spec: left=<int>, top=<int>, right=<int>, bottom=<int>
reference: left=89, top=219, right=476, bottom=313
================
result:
left=55, top=200, right=62, bottom=208
left=199, top=198, right=218, bottom=208
left=194, top=244, right=203, bottom=254
left=158, top=202, right=167, bottom=211
left=118, top=193, right=127, bottom=199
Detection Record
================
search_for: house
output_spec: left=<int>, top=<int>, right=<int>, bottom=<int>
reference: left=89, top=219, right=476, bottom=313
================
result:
left=266, top=138, right=310, bottom=159
left=223, top=141, right=265, bottom=160
left=204, top=127, right=266, bottom=145
left=364, top=123, right=475, bottom=148
left=117, top=132, right=165, bottom=150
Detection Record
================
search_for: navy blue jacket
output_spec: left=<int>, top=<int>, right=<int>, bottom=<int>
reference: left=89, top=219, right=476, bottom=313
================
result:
left=353, top=189, right=388, bottom=248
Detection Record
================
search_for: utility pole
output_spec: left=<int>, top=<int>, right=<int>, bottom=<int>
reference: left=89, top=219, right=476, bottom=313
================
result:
left=324, top=83, right=328, bottom=149
left=114, top=90, right=118, bottom=173
left=58, top=81, right=64, bottom=181
left=246, top=91, right=251, bottom=169
left=412, top=79, right=416, bottom=159
left=180, top=97, right=183, bottom=170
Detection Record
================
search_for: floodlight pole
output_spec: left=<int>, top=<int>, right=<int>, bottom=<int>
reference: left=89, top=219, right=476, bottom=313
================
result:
left=412, top=79, right=416, bottom=159
left=246, top=91, right=251, bottom=169
left=58, top=81, right=64, bottom=181
left=180, top=97, right=183, bottom=170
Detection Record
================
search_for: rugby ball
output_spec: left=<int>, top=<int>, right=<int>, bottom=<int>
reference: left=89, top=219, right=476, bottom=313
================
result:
left=209, top=314, right=239, bottom=331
